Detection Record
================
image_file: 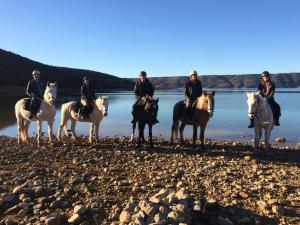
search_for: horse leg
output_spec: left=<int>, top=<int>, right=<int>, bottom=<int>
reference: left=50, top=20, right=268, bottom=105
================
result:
left=137, top=122, right=145, bottom=148
left=37, top=120, right=42, bottom=146
left=179, top=122, right=186, bottom=145
left=57, top=117, right=67, bottom=141
left=149, top=124, right=154, bottom=148
left=88, top=122, right=95, bottom=143
left=254, top=126, right=261, bottom=150
left=265, top=127, right=271, bottom=151
left=47, top=119, right=54, bottom=144
left=70, top=119, right=77, bottom=141
left=17, top=119, right=23, bottom=144
left=192, top=124, right=197, bottom=147
left=171, top=119, right=179, bottom=143
left=24, top=120, right=31, bottom=143
left=200, top=124, right=207, bottom=151
left=95, top=121, right=100, bottom=143
left=130, top=122, right=136, bottom=142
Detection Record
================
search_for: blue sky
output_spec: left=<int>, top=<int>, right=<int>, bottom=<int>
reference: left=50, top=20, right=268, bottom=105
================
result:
left=0, top=0, right=299, bottom=77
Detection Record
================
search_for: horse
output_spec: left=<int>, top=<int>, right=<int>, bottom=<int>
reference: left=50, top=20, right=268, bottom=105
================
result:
left=130, top=96, right=159, bottom=148
left=246, top=91, right=274, bottom=150
left=15, top=82, right=57, bottom=145
left=57, top=96, right=109, bottom=143
left=171, top=91, right=215, bottom=150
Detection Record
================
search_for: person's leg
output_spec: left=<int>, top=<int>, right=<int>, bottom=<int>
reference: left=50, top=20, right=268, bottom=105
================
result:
left=268, top=100, right=279, bottom=126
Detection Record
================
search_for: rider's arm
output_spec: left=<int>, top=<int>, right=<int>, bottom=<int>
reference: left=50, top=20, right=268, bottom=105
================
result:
left=184, top=82, right=191, bottom=99
left=26, top=81, right=34, bottom=97
left=198, top=80, right=202, bottom=97
left=134, top=82, right=140, bottom=98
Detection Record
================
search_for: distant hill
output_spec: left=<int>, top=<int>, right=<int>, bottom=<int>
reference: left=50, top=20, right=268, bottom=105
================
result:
left=147, top=73, right=300, bottom=89
left=0, top=49, right=134, bottom=91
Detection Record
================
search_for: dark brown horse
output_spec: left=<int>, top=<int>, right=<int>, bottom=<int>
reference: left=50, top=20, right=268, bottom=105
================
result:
left=171, top=91, right=215, bottom=150
left=130, top=96, right=159, bottom=148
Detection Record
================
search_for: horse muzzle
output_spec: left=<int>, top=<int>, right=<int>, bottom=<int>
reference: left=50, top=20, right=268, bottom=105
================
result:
left=208, top=109, right=214, bottom=117
left=50, top=100, right=56, bottom=105
left=104, top=112, right=108, bottom=117
left=248, top=113, right=254, bottom=119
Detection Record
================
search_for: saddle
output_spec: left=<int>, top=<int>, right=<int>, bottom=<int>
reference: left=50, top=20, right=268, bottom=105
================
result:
left=72, top=100, right=94, bottom=116
left=23, top=98, right=42, bottom=113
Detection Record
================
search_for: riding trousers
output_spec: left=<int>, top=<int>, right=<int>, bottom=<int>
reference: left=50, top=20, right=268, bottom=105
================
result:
left=29, top=97, right=42, bottom=115
left=267, top=99, right=281, bottom=121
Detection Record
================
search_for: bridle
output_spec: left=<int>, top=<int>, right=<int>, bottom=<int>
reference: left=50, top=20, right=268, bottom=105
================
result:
left=45, top=89, right=56, bottom=105
left=248, top=97, right=264, bottom=119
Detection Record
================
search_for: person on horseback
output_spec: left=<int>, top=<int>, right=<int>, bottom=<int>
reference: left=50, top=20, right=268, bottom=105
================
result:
left=184, top=70, right=202, bottom=120
left=79, top=76, right=96, bottom=119
left=248, top=71, right=281, bottom=128
left=131, top=71, right=158, bottom=124
left=26, top=70, right=46, bottom=119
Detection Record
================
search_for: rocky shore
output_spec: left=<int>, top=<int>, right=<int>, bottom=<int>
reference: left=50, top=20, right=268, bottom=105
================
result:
left=0, top=136, right=299, bottom=225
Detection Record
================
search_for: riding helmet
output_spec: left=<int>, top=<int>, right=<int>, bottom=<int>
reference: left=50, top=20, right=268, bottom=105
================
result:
left=189, top=70, right=198, bottom=76
left=32, top=70, right=41, bottom=76
left=139, top=71, right=147, bottom=77
left=261, top=71, right=270, bottom=77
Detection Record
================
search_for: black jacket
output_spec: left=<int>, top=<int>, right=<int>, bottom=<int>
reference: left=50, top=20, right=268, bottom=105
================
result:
left=81, top=84, right=96, bottom=103
left=134, top=79, right=154, bottom=99
left=185, top=79, right=202, bottom=100
left=258, top=82, right=275, bottom=101
left=26, top=79, right=46, bottom=98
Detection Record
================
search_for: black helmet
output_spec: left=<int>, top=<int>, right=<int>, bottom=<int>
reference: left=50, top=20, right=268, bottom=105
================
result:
left=261, top=71, right=270, bottom=77
left=139, top=71, right=147, bottom=77
left=83, top=76, right=89, bottom=82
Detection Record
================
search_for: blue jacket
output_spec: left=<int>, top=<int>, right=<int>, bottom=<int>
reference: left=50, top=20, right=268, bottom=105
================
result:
left=185, top=79, right=202, bottom=100
left=26, top=79, right=46, bottom=98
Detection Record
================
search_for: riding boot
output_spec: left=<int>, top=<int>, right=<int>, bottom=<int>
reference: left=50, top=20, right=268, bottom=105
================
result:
left=274, top=118, right=280, bottom=126
left=153, top=118, right=159, bottom=124
left=248, top=119, right=254, bottom=128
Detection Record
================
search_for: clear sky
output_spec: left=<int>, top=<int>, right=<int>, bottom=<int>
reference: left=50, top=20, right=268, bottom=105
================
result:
left=1, top=0, right=299, bottom=77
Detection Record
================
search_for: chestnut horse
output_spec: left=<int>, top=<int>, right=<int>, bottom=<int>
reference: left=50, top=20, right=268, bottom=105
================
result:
left=171, top=91, right=215, bottom=150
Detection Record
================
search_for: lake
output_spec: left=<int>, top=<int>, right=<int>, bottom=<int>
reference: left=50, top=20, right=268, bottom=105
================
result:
left=0, top=89, right=299, bottom=145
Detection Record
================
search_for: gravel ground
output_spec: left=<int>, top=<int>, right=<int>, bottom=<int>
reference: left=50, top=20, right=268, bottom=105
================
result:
left=0, top=136, right=299, bottom=225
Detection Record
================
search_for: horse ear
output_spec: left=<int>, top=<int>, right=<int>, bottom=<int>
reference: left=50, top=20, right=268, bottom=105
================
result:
left=155, top=98, right=159, bottom=103
left=203, top=92, right=207, bottom=96
left=47, top=81, right=50, bottom=87
left=211, top=91, right=215, bottom=96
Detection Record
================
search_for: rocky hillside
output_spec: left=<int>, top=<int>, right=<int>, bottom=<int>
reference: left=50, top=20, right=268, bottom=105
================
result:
left=0, top=136, right=299, bottom=224
left=148, top=73, right=300, bottom=89
left=0, top=49, right=134, bottom=91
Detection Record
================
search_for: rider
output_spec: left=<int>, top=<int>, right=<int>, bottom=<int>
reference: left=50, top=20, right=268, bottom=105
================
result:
left=184, top=70, right=202, bottom=119
left=26, top=70, right=46, bottom=119
left=79, top=76, right=96, bottom=119
left=248, top=71, right=281, bottom=128
left=131, top=71, right=158, bottom=124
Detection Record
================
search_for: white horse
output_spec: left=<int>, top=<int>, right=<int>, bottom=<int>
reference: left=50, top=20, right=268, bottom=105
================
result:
left=15, top=83, right=57, bottom=145
left=246, top=91, right=274, bottom=150
left=57, top=96, right=109, bottom=143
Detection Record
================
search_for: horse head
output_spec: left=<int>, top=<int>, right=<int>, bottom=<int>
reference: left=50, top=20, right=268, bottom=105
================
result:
left=142, top=96, right=159, bottom=121
left=44, top=82, right=57, bottom=105
left=246, top=91, right=263, bottom=119
left=202, top=91, right=215, bottom=117
left=95, top=96, right=109, bottom=117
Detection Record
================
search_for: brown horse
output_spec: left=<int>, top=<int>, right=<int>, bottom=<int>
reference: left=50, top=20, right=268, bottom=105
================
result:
left=171, top=91, right=215, bottom=150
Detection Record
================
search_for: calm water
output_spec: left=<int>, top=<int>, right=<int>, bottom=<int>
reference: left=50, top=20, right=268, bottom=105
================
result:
left=0, top=89, right=299, bottom=145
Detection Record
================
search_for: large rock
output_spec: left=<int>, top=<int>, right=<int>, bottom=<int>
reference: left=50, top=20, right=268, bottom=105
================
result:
left=68, top=214, right=82, bottom=224
left=73, top=205, right=87, bottom=215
